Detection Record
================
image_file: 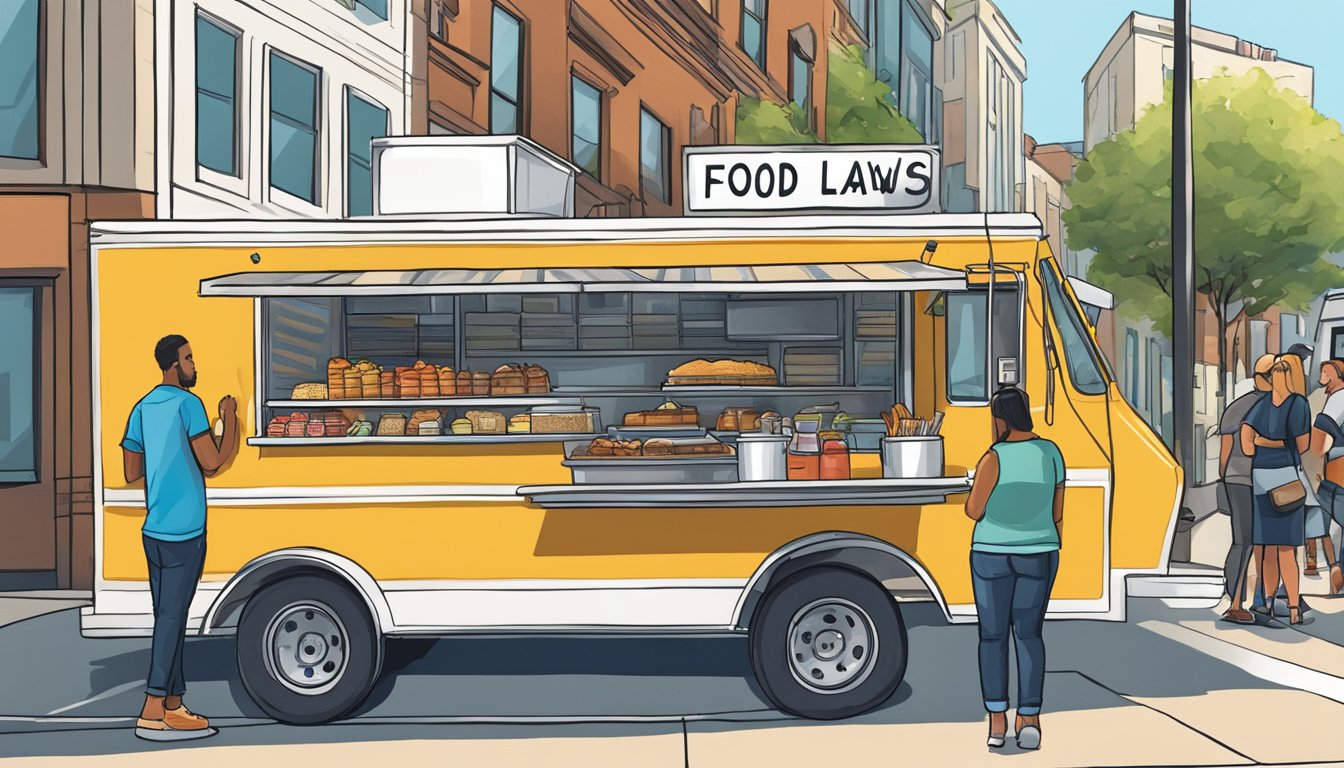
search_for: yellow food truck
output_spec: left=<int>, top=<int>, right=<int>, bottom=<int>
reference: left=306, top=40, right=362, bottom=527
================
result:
left=86, top=140, right=1180, bottom=724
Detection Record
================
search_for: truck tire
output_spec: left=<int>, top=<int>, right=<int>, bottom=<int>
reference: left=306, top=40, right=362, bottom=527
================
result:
left=237, top=574, right=383, bottom=724
left=748, top=567, right=907, bottom=720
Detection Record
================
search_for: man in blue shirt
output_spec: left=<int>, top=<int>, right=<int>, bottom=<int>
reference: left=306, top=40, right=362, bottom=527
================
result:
left=121, top=335, right=237, bottom=741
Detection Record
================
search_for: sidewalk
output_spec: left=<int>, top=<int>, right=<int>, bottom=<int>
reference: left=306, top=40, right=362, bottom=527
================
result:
left=0, top=593, right=89, bottom=630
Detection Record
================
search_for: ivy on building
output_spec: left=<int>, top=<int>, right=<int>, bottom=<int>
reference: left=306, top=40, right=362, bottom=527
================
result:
left=735, top=43, right=923, bottom=145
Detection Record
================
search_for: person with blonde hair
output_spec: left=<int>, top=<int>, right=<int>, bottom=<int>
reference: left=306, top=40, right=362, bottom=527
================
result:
left=1218, top=354, right=1276, bottom=624
left=1242, top=356, right=1313, bottom=625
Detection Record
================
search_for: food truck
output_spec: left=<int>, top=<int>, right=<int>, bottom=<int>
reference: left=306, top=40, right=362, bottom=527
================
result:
left=86, top=138, right=1181, bottom=724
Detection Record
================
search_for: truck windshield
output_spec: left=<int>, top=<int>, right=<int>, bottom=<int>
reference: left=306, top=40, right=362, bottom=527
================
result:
left=1040, top=264, right=1108, bottom=396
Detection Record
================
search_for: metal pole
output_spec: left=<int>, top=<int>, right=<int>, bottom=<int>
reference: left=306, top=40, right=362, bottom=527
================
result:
left=1172, top=0, right=1196, bottom=489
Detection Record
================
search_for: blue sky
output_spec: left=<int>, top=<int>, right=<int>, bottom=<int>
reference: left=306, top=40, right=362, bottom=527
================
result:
left=993, top=0, right=1343, bottom=144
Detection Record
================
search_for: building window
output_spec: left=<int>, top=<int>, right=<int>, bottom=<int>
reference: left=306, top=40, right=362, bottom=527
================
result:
left=0, top=0, right=40, bottom=160
left=195, top=13, right=239, bottom=176
left=789, top=44, right=811, bottom=112
left=346, top=90, right=388, bottom=217
left=900, top=2, right=933, bottom=139
left=0, top=288, right=37, bottom=483
left=269, top=51, right=321, bottom=204
left=355, top=0, right=388, bottom=19
left=570, top=76, right=602, bottom=178
left=741, top=0, right=767, bottom=70
left=639, top=107, right=670, bottom=204
left=489, top=5, right=523, bottom=134
left=847, top=0, right=871, bottom=40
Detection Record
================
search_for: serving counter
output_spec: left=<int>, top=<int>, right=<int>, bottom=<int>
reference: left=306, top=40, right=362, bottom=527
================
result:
left=519, top=476, right=971, bottom=508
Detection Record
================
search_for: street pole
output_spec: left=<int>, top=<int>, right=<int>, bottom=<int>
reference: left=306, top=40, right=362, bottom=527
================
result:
left=1172, top=0, right=1196, bottom=498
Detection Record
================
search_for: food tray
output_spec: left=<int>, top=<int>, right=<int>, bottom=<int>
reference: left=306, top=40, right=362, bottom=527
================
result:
left=623, top=408, right=700, bottom=426
left=605, top=426, right=707, bottom=441
left=562, top=455, right=739, bottom=484
left=664, top=374, right=778, bottom=386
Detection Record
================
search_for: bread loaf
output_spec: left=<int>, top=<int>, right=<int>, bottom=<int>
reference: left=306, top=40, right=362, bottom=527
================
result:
left=457, top=370, right=472, bottom=395
left=380, top=371, right=396, bottom=399
left=524, top=364, right=550, bottom=394
left=465, top=410, right=505, bottom=434
left=407, top=409, right=443, bottom=434
left=472, top=371, right=491, bottom=396
left=438, top=367, right=456, bottom=396
left=376, top=413, right=407, bottom=436
left=397, top=367, right=420, bottom=399
left=291, top=382, right=328, bottom=400
left=491, top=364, right=526, bottom=396
left=327, top=358, right=352, bottom=400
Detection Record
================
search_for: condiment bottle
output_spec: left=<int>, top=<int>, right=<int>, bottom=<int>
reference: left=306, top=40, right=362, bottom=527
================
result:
left=787, top=451, right=821, bottom=481
left=820, top=439, right=851, bottom=480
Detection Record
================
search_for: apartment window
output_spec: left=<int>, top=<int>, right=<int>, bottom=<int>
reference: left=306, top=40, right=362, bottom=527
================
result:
left=269, top=51, right=321, bottom=204
left=346, top=90, right=388, bottom=217
left=195, top=14, right=239, bottom=176
left=639, top=108, right=670, bottom=205
left=847, top=0, right=871, bottom=40
left=570, top=76, right=601, bottom=178
left=946, top=30, right=963, bottom=83
left=489, top=5, right=523, bottom=134
left=0, top=288, right=37, bottom=483
left=355, top=0, right=388, bottom=19
left=0, top=0, right=39, bottom=160
left=900, top=2, right=934, bottom=138
left=741, top=0, right=767, bottom=70
left=789, top=44, right=811, bottom=112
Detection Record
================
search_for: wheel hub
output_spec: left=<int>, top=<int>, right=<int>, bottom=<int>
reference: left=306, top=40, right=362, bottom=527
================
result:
left=786, top=598, right=878, bottom=694
left=264, top=602, right=349, bottom=694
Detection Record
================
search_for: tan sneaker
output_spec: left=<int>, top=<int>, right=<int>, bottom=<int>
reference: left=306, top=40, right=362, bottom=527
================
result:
left=164, top=706, right=210, bottom=730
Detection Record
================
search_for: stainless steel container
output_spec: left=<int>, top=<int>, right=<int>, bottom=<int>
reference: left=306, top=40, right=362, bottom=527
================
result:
left=562, top=456, right=739, bottom=484
left=736, top=433, right=789, bottom=481
left=881, top=436, right=945, bottom=479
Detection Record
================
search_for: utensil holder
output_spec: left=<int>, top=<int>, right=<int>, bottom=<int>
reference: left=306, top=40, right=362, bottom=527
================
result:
left=881, top=436, right=944, bottom=479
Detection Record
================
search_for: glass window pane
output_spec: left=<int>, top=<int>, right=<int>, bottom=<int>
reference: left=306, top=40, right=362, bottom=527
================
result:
left=1041, top=265, right=1108, bottom=395
left=270, top=53, right=317, bottom=128
left=640, top=109, right=668, bottom=203
left=571, top=77, right=601, bottom=176
left=791, top=52, right=809, bottom=108
left=270, top=53, right=319, bottom=202
left=902, top=3, right=933, bottom=71
left=491, top=7, right=521, bottom=102
left=742, top=16, right=763, bottom=68
left=346, top=92, right=387, bottom=217
left=196, top=16, right=237, bottom=175
left=490, top=94, right=518, bottom=135
left=947, top=293, right=987, bottom=401
left=356, top=0, right=388, bottom=19
left=0, top=288, right=36, bottom=482
left=0, top=0, right=40, bottom=159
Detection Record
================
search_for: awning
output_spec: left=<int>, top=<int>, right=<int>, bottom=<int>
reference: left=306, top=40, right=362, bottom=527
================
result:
left=199, top=261, right=967, bottom=297
left=1068, top=276, right=1115, bottom=310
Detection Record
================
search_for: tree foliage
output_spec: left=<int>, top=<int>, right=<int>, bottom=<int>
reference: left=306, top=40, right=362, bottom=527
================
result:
left=1064, top=69, right=1344, bottom=385
left=826, top=43, right=924, bottom=144
left=735, top=43, right=923, bottom=145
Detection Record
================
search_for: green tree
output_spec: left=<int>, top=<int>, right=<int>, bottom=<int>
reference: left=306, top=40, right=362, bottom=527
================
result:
left=734, top=43, right=923, bottom=145
left=826, top=43, right=923, bottom=144
left=1064, top=69, right=1344, bottom=393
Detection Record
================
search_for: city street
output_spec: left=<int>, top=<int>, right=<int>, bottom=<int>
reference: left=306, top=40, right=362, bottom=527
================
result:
left=5, top=593, right=1344, bottom=766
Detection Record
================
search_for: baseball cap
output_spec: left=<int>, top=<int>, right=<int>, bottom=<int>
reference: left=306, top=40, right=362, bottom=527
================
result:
left=1286, top=342, right=1314, bottom=361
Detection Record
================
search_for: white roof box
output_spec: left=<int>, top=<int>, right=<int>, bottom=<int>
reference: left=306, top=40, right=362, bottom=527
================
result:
left=370, top=135, right=577, bottom=218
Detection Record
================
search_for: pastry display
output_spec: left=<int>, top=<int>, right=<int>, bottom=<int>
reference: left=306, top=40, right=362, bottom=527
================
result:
left=715, top=407, right=761, bottom=432
left=531, top=409, right=597, bottom=434
left=666, top=358, right=777, bottom=386
left=573, top=436, right=733, bottom=459
left=291, top=382, right=328, bottom=400
left=407, top=409, right=443, bottom=434
left=466, top=410, right=505, bottom=434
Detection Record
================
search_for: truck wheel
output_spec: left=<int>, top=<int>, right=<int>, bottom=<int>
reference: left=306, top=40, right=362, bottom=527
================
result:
left=748, top=567, right=907, bottom=720
left=237, top=574, right=383, bottom=724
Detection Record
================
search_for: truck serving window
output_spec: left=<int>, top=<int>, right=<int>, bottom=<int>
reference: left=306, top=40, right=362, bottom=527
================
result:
left=946, top=286, right=1020, bottom=403
left=1040, top=264, right=1108, bottom=396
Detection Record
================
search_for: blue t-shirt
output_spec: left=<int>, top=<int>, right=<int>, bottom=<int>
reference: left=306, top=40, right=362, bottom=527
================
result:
left=972, top=438, right=1066, bottom=555
left=1245, top=393, right=1310, bottom=470
left=120, top=386, right=211, bottom=541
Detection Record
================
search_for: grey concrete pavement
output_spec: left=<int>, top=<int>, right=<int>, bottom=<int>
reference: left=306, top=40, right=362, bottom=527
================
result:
left=3, top=599, right=1344, bottom=765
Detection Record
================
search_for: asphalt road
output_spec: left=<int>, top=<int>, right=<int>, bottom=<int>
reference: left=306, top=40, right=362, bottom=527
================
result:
left=3, top=599, right=1344, bottom=763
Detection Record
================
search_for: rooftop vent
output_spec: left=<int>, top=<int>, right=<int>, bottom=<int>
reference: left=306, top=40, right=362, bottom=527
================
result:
left=370, top=135, right=577, bottom=218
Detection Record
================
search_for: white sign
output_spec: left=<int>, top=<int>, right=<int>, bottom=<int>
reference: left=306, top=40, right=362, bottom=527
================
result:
left=683, top=146, right=940, bottom=214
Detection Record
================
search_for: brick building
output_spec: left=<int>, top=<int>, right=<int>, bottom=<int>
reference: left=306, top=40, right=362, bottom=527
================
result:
left=411, top=1, right=865, bottom=216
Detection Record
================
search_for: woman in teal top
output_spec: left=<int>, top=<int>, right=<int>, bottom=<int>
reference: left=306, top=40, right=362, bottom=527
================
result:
left=964, top=387, right=1065, bottom=752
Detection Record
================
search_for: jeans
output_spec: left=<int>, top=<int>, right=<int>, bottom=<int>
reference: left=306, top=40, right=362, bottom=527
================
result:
left=1223, top=482, right=1255, bottom=603
left=970, top=550, right=1059, bottom=717
left=143, top=534, right=206, bottom=697
left=1319, top=480, right=1344, bottom=565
